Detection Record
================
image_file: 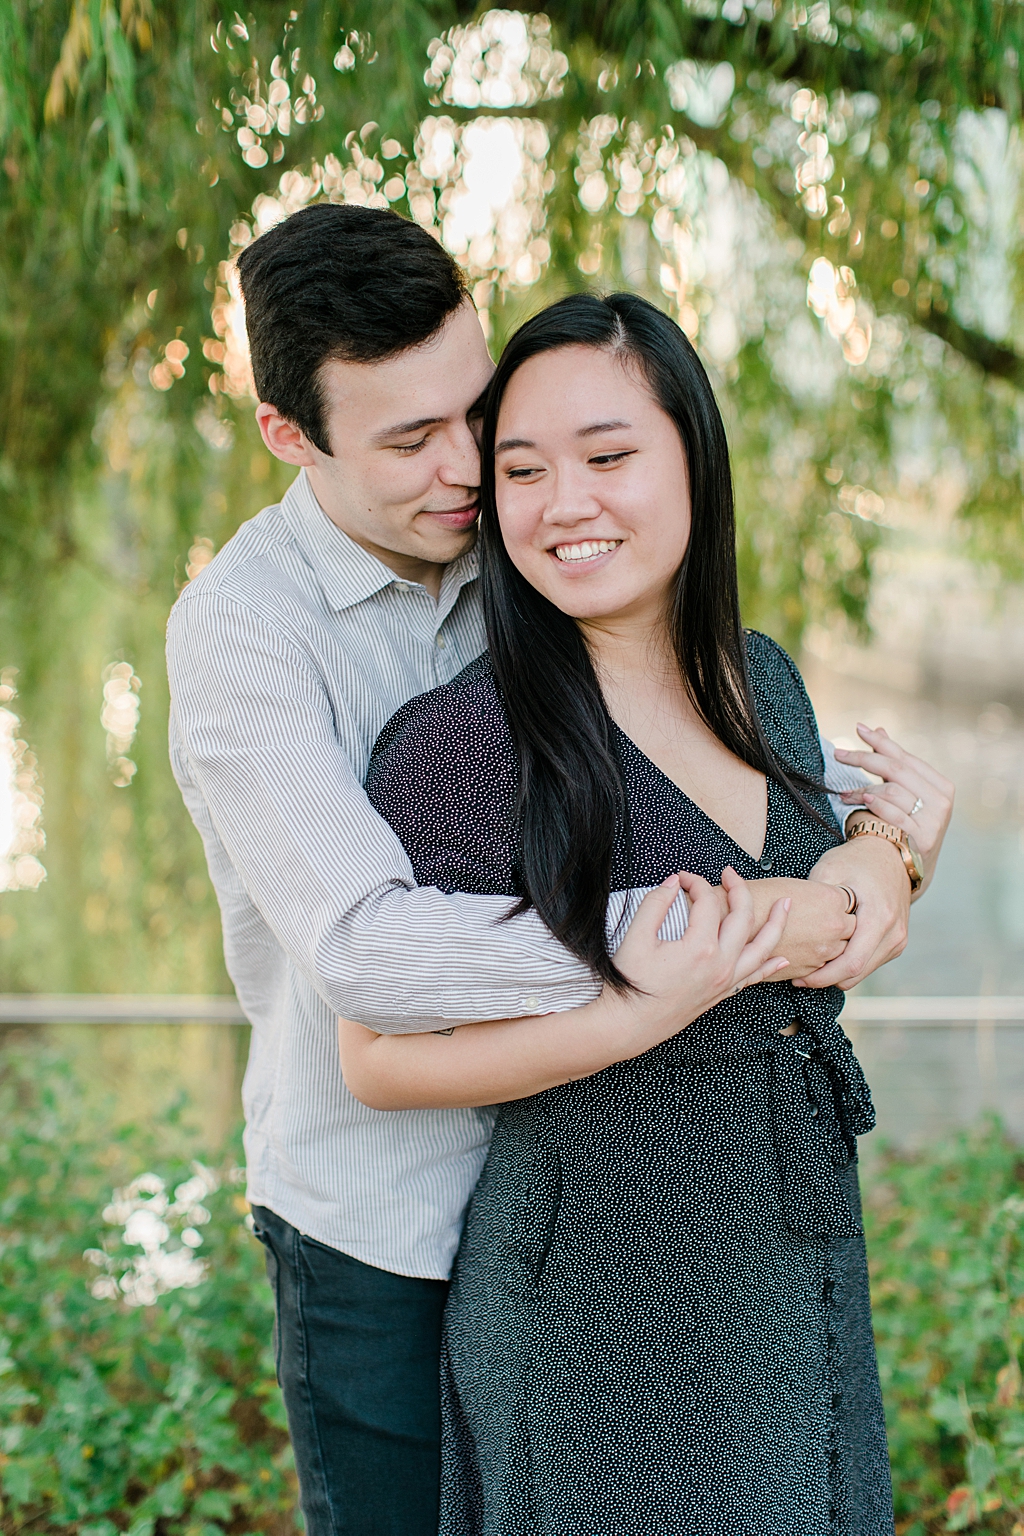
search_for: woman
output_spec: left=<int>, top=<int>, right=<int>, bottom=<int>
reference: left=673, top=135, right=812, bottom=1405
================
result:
left=341, top=293, right=897, bottom=1535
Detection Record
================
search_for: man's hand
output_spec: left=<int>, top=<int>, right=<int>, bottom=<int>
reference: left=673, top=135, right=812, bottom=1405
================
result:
left=835, top=723, right=953, bottom=897
left=796, top=832, right=911, bottom=990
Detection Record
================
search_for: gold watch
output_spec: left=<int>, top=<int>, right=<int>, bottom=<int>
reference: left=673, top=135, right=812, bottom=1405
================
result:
left=846, top=817, right=924, bottom=892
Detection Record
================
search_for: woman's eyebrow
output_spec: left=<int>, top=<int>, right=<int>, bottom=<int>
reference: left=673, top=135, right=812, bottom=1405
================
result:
left=496, top=419, right=632, bottom=453
left=577, top=419, right=631, bottom=437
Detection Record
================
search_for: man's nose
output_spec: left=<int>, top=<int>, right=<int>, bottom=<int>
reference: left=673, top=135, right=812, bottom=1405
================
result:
left=437, top=424, right=481, bottom=488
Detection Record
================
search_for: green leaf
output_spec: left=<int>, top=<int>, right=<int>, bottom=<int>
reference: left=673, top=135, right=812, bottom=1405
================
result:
left=966, top=1436, right=997, bottom=1493
left=929, top=1389, right=971, bottom=1436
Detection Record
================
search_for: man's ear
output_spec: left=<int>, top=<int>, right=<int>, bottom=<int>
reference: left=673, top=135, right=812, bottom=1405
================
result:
left=255, top=402, right=319, bottom=467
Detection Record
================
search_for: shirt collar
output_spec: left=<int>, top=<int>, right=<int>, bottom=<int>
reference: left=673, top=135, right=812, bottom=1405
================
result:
left=279, top=470, right=478, bottom=613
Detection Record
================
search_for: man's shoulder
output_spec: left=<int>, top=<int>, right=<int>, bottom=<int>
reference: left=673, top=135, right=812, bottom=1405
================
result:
left=168, top=502, right=317, bottom=634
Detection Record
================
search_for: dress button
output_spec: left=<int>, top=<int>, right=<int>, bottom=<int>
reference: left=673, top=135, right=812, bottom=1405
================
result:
left=759, top=855, right=773, bottom=871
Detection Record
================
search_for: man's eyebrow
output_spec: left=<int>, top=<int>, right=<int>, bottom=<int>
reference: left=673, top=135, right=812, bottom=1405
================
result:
left=576, top=419, right=631, bottom=437
left=371, top=416, right=445, bottom=444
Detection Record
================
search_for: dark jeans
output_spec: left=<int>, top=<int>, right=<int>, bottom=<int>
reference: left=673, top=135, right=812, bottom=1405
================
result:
left=250, top=1205, right=449, bottom=1536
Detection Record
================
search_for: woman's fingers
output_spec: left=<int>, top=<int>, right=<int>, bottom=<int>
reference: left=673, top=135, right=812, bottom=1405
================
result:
left=860, top=781, right=919, bottom=814
left=717, top=866, right=755, bottom=940
left=676, top=871, right=726, bottom=940
left=626, top=874, right=682, bottom=939
left=739, top=957, right=791, bottom=990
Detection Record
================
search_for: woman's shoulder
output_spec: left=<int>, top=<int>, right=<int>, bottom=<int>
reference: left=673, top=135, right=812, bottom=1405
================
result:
left=369, top=654, right=511, bottom=773
left=743, top=630, right=824, bottom=776
left=744, top=629, right=809, bottom=698
left=365, top=654, right=518, bottom=897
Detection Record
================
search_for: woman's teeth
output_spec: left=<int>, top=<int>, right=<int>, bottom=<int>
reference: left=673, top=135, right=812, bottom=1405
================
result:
left=553, top=539, right=622, bottom=563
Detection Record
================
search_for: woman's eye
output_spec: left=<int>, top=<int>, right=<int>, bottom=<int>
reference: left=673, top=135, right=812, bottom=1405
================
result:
left=590, top=450, right=636, bottom=467
left=505, top=466, right=542, bottom=480
left=394, top=438, right=428, bottom=455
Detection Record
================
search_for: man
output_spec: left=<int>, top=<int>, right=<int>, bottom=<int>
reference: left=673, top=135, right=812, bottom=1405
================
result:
left=166, top=203, right=947, bottom=1536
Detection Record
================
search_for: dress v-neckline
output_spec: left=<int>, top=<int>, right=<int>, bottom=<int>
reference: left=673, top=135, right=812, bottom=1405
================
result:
left=610, top=720, right=775, bottom=869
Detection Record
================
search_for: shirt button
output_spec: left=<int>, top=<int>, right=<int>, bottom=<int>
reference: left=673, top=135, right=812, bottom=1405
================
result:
left=524, top=995, right=539, bottom=1010
left=435, top=634, right=446, bottom=649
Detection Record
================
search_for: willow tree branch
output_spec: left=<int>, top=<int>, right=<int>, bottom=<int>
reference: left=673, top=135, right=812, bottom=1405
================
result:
left=915, top=310, right=1024, bottom=389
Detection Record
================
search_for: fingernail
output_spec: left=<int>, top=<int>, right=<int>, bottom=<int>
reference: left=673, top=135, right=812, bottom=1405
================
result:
left=784, top=899, right=792, bottom=911
left=862, top=793, right=873, bottom=802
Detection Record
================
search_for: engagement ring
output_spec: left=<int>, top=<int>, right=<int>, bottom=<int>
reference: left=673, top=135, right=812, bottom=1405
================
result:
left=910, top=797, right=924, bottom=816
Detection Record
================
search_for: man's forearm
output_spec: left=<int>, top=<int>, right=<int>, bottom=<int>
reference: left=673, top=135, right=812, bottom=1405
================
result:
left=746, top=878, right=853, bottom=979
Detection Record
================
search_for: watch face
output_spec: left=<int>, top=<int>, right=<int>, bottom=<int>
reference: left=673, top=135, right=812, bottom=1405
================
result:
left=909, top=844, right=925, bottom=881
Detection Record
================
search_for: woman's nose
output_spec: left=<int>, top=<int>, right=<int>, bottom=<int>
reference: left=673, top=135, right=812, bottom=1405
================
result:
left=542, top=470, right=602, bottom=527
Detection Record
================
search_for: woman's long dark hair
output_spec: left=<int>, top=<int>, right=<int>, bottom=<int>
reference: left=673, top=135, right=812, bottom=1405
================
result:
left=480, top=291, right=823, bottom=990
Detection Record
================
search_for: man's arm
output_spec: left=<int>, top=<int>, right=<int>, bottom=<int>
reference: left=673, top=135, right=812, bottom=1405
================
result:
left=167, top=590, right=602, bottom=1031
left=796, top=724, right=954, bottom=990
left=338, top=872, right=792, bottom=1110
left=742, top=728, right=950, bottom=991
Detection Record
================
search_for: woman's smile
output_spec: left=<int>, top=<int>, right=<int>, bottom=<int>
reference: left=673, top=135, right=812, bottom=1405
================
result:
left=551, top=537, right=623, bottom=565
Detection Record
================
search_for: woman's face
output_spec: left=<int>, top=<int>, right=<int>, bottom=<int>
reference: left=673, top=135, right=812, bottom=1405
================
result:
left=493, top=344, right=691, bottom=629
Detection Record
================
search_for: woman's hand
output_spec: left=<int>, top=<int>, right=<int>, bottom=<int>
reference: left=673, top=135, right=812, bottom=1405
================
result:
left=835, top=724, right=953, bottom=894
left=606, top=867, right=791, bottom=1057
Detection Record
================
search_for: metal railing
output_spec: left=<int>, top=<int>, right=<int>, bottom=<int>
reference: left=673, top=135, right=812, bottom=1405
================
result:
left=1, top=994, right=1023, bottom=1026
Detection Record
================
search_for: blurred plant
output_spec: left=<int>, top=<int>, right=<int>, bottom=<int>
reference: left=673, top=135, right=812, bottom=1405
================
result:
left=1, top=1044, right=1023, bottom=1533
left=865, top=1120, right=1024, bottom=1534
left=0, top=1047, right=297, bottom=1535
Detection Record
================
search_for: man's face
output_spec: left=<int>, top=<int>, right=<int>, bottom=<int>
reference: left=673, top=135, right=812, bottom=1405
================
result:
left=258, top=300, right=494, bottom=578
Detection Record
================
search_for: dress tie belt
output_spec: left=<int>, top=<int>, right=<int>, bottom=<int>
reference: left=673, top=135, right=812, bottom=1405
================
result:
left=767, top=1020, right=876, bottom=1239
left=671, top=1010, right=876, bottom=1239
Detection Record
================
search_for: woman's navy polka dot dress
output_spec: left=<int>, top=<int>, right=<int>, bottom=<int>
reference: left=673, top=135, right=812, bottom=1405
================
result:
left=366, top=631, right=894, bottom=1536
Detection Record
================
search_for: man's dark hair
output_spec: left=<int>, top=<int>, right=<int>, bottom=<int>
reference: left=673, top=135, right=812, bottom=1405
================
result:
left=236, top=203, right=468, bottom=454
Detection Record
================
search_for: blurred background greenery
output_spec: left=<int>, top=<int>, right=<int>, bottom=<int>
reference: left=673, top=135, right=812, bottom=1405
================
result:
left=2, top=1, right=1024, bottom=1532
left=2, top=0, right=1024, bottom=992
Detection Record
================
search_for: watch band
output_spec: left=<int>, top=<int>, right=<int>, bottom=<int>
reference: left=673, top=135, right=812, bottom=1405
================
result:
left=845, top=817, right=923, bottom=892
